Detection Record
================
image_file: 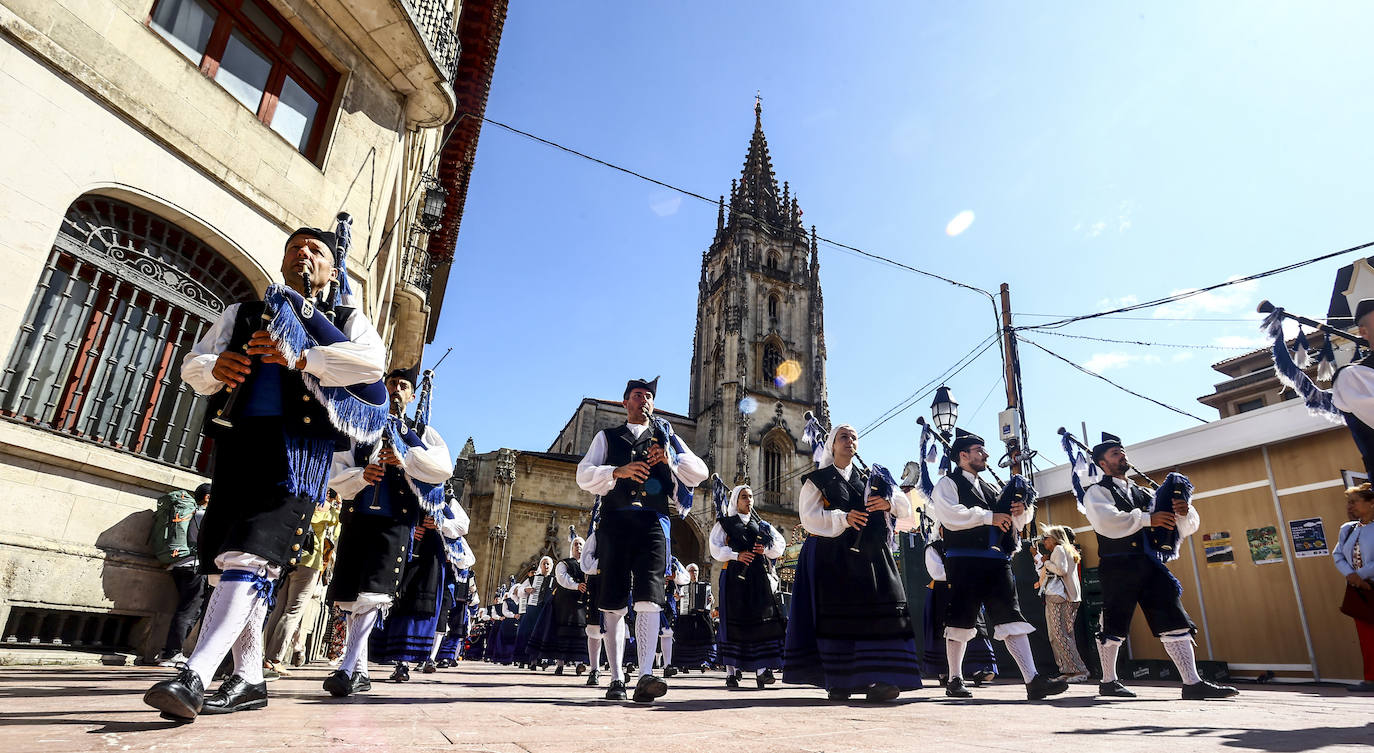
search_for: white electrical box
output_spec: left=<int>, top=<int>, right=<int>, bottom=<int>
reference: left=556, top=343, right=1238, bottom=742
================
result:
left=998, top=408, right=1021, bottom=445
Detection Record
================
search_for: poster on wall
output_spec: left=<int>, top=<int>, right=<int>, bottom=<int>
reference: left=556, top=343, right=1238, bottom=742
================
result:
left=1246, top=526, right=1284, bottom=565
left=1203, top=531, right=1235, bottom=567
left=1288, top=517, right=1329, bottom=558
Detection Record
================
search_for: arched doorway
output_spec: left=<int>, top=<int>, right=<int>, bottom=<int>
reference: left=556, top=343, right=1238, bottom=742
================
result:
left=669, top=516, right=705, bottom=572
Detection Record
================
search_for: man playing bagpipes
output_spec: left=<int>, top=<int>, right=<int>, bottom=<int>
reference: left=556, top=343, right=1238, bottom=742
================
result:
left=143, top=218, right=388, bottom=720
left=929, top=429, right=1066, bottom=701
left=1083, top=433, right=1238, bottom=700
left=710, top=481, right=788, bottom=689
left=323, top=365, right=456, bottom=697
left=575, top=377, right=708, bottom=703
left=783, top=422, right=923, bottom=702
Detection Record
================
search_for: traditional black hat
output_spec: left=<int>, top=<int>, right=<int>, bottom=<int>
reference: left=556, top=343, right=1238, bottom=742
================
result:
left=623, top=376, right=659, bottom=400
left=1091, top=432, right=1124, bottom=463
left=949, top=428, right=984, bottom=456
left=385, top=363, right=421, bottom=387
left=285, top=227, right=339, bottom=260
left=1355, top=299, right=1374, bottom=328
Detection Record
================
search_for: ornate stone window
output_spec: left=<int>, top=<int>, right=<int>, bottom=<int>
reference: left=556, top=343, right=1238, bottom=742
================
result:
left=148, top=0, right=340, bottom=159
left=0, top=195, right=255, bottom=472
left=762, top=342, right=784, bottom=385
left=761, top=434, right=790, bottom=509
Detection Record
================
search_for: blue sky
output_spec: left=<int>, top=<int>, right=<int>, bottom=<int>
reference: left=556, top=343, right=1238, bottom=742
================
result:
left=431, top=2, right=1374, bottom=473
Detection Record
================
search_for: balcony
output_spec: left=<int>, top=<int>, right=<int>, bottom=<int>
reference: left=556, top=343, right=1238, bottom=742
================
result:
left=321, top=0, right=462, bottom=126
left=390, top=239, right=434, bottom=367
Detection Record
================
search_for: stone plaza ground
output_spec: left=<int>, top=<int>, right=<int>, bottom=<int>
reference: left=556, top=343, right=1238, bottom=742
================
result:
left=0, top=661, right=1369, bottom=753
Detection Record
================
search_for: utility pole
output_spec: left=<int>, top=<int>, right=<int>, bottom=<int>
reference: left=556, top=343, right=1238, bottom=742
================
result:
left=998, top=282, right=1027, bottom=476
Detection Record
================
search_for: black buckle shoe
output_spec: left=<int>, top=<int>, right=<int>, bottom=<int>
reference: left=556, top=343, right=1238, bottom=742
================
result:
left=421, top=661, right=437, bottom=674
left=865, top=682, right=900, bottom=702
left=1026, top=674, right=1069, bottom=700
left=201, top=675, right=268, bottom=714
left=827, top=688, right=851, bottom=701
left=143, top=666, right=204, bottom=720
left=664, top=665, right=679, bottom=678
left=323, top=670, right=353, bottom=697
left=1098, top=679, right=1137, bottom=698
left=352, top=671, right=372, bottom=693
left=945, top=676, right=972, bottom=698
left=1182, top=680, right=1239, bottom=700
left=585, top=669, right=599, bottom=686
left=604, top=679, right=627, bottom=700
left=725, top=672, right=741, bottom=689
left=756, top=669, right=776, bottom=688
left=632, top=674, right=668, bottom=703
left=576, top=663, right=587, bottom=676
left=389, top=663, right=410, bottom=683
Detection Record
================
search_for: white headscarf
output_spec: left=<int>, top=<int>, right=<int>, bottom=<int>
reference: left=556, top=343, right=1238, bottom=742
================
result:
left=537, top=556, right=554, bottom=575
left=817, top=423, right=857, bottom=470
left=727, top=484, right=753, bottom=519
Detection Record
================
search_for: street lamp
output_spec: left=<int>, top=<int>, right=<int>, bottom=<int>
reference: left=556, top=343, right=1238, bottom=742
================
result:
left=420, top=176, right=447, bottom=231
left=930, top=386, right=958, bottom=435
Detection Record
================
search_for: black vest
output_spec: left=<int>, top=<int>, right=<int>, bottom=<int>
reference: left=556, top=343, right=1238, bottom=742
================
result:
left=600, top=424, right=676, bottom=515
left=345, top=417, right=421, bottom=524
left=1094, top=478, right=1153, bottom=556
left=942, top=471, right=1003, bottom=551
left=202, top=301, right=356, bottom=440
left=802, top=464, right=893, bottom=553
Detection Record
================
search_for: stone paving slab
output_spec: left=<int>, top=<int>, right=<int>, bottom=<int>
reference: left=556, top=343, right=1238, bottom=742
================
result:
left=0, top=662, right=1369, bottom=753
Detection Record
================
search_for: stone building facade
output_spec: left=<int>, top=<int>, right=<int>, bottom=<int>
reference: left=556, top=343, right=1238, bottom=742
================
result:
left=0, top=0, right=505, bottom=657
left=459, top=103, right=827, bottom=594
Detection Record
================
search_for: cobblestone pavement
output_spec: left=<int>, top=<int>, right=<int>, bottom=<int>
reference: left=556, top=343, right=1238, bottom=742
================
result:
left=0, top=662, right=1369, bottom=753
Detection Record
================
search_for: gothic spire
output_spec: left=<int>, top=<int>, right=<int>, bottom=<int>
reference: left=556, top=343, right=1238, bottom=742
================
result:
left=730, top=95, right=784, bottom=234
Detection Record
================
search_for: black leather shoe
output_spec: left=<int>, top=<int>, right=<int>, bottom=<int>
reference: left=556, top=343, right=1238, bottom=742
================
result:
left=1027, top=674, right=1069, bottom=700
left=351, top=672, right=371, bottom=693
left=323, top=670, right=353, bottom=697
left=725, top=672, right=741, bottom=688
left=585, top=669, right=599, bottom=686
left=865, top=682, right=900, bottom=702
left=201, top=675, right=267, bottom=714
left=1098, top=679, right=1137, bottom=698
left=421, top=661, right=437, bottom=674
left=554, top=664, right=565, bottom=676
left=632, top=674, right=668, bottom=703
left=604, top=679, right=627, bottom=700
left=756, top=669, right=776, bottom=688
left=827, top=688, right=851, bottom=701
left=664, top=665, right=679, bottom=678
left=1182, top=680, right=1239, bottom=700
left=143, top=667, right=204, bottom=720
left=945, top=676, right=972, bottom=698
left=389, top=663, right=410, bottom=683
left=973, top=670, right=996, bottom=686
left=576, top=663, right=587, bottom=675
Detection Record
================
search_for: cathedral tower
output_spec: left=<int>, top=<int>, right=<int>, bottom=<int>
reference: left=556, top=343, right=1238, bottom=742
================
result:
left=688, top=99, right=828, bottom=513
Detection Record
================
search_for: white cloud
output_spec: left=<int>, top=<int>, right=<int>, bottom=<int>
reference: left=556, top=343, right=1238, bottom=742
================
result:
left=649, top=195, right=682, bottom=217
left=1077, top=199, right=1134, bottom=239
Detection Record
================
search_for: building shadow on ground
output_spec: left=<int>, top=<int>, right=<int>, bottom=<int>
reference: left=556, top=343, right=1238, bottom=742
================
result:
left=1058, top=723, right=1374, bottom=752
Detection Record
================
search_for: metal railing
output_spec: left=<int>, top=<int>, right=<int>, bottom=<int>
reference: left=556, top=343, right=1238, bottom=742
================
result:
left=400, top=240, right=435, bottom=296
left=404, top=0, right=462, bottom=81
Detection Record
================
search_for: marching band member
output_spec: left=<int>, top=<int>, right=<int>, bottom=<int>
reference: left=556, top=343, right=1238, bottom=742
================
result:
left=575, top=377, right=708, bottom=702
left=919, top=528, right=998, bottom=685
left=143, top=225, right=385, bottom=720
left=1084, top=433, right=1238, bottom=700
left=658, top=557, right=691, bottom=676
left=531, top=534, right=593, bottom=676
left=516, top=559, right=554, bottom=668
left=929, top=429, right=1065, bottom=701
left=670, top=563, right=716, bottom=672
left=783, top=424, right=922, bottom=701
left=711, top=486, right=787, bottom=688
left=580, top=519, right=611, bottom=686
left=323, top=366, right=454, bottom=697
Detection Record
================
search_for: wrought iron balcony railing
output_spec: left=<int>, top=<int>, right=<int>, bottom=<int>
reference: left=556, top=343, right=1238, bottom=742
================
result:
left=404, top=0, right=462, bottom=81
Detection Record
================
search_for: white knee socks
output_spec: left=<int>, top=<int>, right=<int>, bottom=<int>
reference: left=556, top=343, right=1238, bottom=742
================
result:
left=231, top=595, right=269, bottom=685
left=634, top=613, right=658, bottom=677
left=660, top=633, right=674, bottom=667
left=945, top=638, right=968, bottom=680
left=340, top=608, right=380, bottom=678
left=1003, top=633, right=1038, bottom=682
left=1161, top=634, right=1202, bottom=684
left=1099, top=640, right=1122, bottom=683
left=186, top=576, right=263, bottom=688
left=429, top=633, right=444, bottom=662
left=587, top=634, right=603, bottom=669
left=601, top=612, right=626, bottom=682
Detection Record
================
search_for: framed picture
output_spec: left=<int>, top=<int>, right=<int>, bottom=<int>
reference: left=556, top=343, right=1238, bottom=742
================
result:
left=1341, top=469, right=1368, bottom=490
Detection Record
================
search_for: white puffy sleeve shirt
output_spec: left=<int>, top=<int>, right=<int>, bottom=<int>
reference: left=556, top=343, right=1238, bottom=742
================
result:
left=799, top=463, right=915, bottom=538
left=576, top=422, right=709, bottom=496
left=328, top=423, right=453, bottom=499
left=929, top=471, right=1032, bottom=530
left=1333, top=364, right=1374, bottom=429
left=1083, top=478, right=1200, bottom=540
left=181, top=301, right=386, bottom=395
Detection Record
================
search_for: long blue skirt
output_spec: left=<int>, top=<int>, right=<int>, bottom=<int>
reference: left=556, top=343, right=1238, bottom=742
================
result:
left=716, top=569, right=784, bottom=672
left=782, top=537, right=923, bottom=692
left=920, top=581, right=997, bottom=677
left=515, top=604, right=543, bottom=662
left=490, top=619, right=518, bottom=664
left=370, top=589, right=443, bottom=664
left=672, top=612, right=716, bottom=668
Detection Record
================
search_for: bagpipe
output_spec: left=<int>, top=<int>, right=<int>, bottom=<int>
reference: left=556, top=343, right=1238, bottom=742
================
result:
left=916, top=416, right=1032, bottom=554
left=710, top=474, right=780, bottom=581
left=624, top=406, right=697, bottom=517
left=1058, top=428, right=1193, bottom=559
left=211, top=213, right=389, bottom=445
left=802, top=411, right=899, bottom=554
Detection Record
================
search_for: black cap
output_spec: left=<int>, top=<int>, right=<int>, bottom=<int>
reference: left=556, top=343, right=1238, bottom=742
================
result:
left=286, top=227, right=338, bottom=261
left=950, top=428, right=984, bottom=456
left=194, top=482, right=212, bottom=500
left=386, top=363, right=421, bottom=387
left=623, top=376, right=659, bottom=400
left=1356, top=299, right=1374, bottom=328
left=1092, top=432, right=1124, bottom=463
